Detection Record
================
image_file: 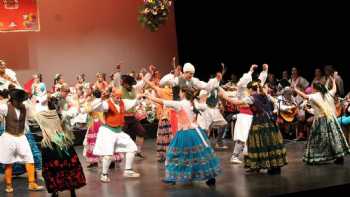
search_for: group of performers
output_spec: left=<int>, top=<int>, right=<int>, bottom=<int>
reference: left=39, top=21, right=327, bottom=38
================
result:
left=0, top=58, right=350, bottom=196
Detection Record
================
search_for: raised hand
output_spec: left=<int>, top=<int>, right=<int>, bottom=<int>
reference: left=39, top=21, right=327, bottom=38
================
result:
left=149, top=64, right=156, bottom=74
left=262, top=63, right=269, bottom=71
left=216, top=72, right=223, bottom=81
left=250, top=64, right=258, bottom=72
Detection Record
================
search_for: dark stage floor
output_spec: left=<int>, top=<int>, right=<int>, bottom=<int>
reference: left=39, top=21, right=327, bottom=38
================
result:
left=2, top=140, right=350, bottom=197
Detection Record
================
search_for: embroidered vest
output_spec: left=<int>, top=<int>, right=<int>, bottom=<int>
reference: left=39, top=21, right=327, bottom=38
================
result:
left=5, top=103, right=26, bottom=136
left=104, top=99, right=125, bottom=128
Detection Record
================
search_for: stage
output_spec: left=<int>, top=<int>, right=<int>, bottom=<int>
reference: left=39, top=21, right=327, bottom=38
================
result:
left=1, top=140, right=350, bottom=197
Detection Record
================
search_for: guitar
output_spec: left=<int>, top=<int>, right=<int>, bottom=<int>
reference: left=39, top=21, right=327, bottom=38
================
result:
left=279, top=100, right=303, bottom=122
left=335, top=97, right=348, bottom=117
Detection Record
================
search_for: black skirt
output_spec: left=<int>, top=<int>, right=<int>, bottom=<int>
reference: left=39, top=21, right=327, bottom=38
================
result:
left=41, top=144, right=86, bottom=193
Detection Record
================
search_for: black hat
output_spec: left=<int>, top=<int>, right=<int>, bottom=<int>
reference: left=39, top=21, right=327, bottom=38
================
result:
left=121, top=75, right=136, bottom=86
left=9, top=89, right=28, bottom=102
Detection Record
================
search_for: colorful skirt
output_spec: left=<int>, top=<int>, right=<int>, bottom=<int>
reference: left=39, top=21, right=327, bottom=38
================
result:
left=84, top=120, right=124, bottom=163
left=303, top=116, right=350, bottom=164
left=156, top=119, right=172, bottom=160
left=164, top=128, right=220, bottom=183
left=0, top=125, right=42, bottom=175
left=42, top=144, right=86, bottom=193
left=245, top=113, right=287, bottom=170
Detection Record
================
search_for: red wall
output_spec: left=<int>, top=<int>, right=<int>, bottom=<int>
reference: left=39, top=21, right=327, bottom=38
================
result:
left=0, top=0, right=178, bottom=87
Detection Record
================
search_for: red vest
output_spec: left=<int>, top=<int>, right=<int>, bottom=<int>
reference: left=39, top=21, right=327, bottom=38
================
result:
left=104, top=99, right=125, bottom=127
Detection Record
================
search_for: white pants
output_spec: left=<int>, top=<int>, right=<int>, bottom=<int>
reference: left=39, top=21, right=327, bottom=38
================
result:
left=93, top=126, right=137, bottom=156
left=0, top=132, right=34, bottom=164
left=233, top=113, right=253, bottom=142
left=198, top=108, right=227, bottom=130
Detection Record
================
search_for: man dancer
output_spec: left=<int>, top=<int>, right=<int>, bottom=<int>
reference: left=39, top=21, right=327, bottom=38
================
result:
left=0, top=89, right=44, bottom=193
left=230, top=64, right=268, bottom=164
left=160, top=63, right=222, bottom=100
left=91, top=89, right=142, bottom=182
left=121, top=74, right=149, bottom=158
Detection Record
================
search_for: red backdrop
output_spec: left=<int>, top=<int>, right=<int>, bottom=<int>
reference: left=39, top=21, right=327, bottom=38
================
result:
left=0, top=0, right=39, bottom=32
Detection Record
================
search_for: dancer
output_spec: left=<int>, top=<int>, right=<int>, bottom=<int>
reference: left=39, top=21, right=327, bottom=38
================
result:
left=90, top=89, right=141, bottom=182
left=146, top=87, right=220, bottom=187
left=0, top=89, right=44, bottom=193
left=206, top=82, right=228, bottom=149
left=294, top=75, right=350, bottom=164
left=222, top=81, right=287, bottom=174
left=35, top=97, right=86, bottom=197
left=145, top=79, right=173, bottom=162
left=0, top=89, right=42, bottom=178
left=121, top=74, right=149, bottom=158
left=83, top=89, right=105, bottom=168
left=160, top=63, right=221, bottom=99
left=83, top=89, right=124, bottom=168
left=229, top=64, right=268, bottom=164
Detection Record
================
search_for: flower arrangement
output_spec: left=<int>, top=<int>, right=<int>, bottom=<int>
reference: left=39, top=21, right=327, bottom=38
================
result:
left=138, top=0, right=172, bottom=32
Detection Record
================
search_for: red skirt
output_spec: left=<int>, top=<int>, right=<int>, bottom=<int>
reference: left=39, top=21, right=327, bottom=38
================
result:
left=42, top=145, right=86, bottom=193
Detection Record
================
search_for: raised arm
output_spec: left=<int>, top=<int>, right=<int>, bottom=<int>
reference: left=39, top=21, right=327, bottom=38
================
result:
left=159, top=73, right=177, bottom=87
left=293, top=87, right=309, bottom=99
left=258, top=64, right=269, bottom=85
left=144, top=79, right=163, bottom=97
left=192, top=72, right=222, bottom=92
left=146, top=94, right=164, bottom=105
left=237, top=64, right=257, bottom=88
left=219, top=89, right=249, bottom=105
left=146, top=94, right=183, bottom=111
left=329, top=74, right=337, bottom=96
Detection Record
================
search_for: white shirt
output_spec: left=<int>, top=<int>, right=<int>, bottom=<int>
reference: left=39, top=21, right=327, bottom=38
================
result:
left=163, top=99, right=198, bottom=128
left=89, top=98, right=140, bottom=113
left=159, top=73, right=221, bottom=92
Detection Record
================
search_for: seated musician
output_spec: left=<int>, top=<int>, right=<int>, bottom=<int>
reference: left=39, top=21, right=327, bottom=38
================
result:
left=275, top=87, right=300, bottom=140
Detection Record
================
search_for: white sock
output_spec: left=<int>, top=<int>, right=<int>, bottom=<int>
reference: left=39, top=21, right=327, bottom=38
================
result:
left=137, top=145, right=142, bottom=153
left=125, top=152, right=135, bottom=170
left=102, top=156, right=112, bottom=175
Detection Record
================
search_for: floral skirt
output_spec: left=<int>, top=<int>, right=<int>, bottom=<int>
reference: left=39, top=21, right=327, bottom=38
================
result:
left=156, top=119, right=172, bottom=160
left=245, top=113, right=288, bottom=170
left=303, top=116, right=350, bottom=164
left=164, top=128, right=220, bottom=183
left=42, top=144, right=86, bottom=193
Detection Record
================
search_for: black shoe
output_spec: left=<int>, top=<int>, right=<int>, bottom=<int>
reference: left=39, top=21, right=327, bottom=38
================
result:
left=109, top=161, right=116, bottom=169
left=51, top=192, right=59, bottom=197
left=136, top=152, right=145, bottom=159
left=70, top=189, right=77, bottom=197
left=162, top=179, right=176, bottom=185
left=206, top=178, right=216, bottom=187
left=268, top=167, right=281, bottom=175
left=334, top=157, right=344, bottom=165
left=87, top=163, right=98, bottom=169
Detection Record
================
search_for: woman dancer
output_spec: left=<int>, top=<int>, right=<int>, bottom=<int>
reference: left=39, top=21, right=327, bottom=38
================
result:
left=146, top=87, right=220, bottom=186
left=294, top=75, right=350, bottom=164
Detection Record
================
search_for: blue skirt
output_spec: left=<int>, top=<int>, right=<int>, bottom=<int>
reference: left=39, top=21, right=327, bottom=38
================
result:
left=0, top=124, right=42, bottom=175
left=164, top=128, right=220, bottom=183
